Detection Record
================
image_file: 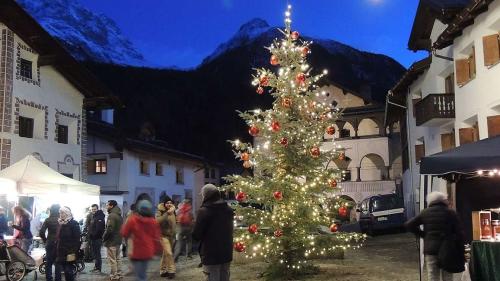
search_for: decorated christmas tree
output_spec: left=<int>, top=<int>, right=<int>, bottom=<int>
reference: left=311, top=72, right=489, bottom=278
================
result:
left=224, top=5, right=365, bottom=279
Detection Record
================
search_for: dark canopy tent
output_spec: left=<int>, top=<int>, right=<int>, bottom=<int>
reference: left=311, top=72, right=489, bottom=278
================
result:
left=420, top=135, right=500, bottom=242
left=421, top=135, right=500, bottom=175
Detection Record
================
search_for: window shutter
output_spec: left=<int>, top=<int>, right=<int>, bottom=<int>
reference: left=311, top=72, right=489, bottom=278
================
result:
left=87, top=160, right=96, bottom=175
left=469, top=47, right=476, bottom=78
left=483, top=34, right=500, bottom=66
left=455, top=59, right=469, bottom=86
left=441, top=133, right=456, bottom=151
left=412, top=98, right=421, bottom=117
left=415, top=144, right=425, bottom=163
left=459, top=128, right=475, bottom=145
left=487, top=115, right=500, bottom=138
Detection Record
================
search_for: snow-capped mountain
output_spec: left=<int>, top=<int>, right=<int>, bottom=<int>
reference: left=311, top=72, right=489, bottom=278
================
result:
left=16, top=0, right=145, bottom=66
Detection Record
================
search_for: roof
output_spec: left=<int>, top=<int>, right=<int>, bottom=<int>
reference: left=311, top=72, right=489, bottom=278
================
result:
left=87, top=120, right=208, bottom=165
left=0, top=0, right=119, bottom=109
left=408, top=0, right=471, bottom=51
left=391, top=56, right=432, bottom=96
left=434, top=0, right=494, bottom=50
left=420, top=135, right=500, bottom=175
left=342, top=104, right=385, bottom=117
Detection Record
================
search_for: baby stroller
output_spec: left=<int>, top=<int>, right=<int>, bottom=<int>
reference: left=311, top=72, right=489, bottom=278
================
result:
left=38, top=248, right=85, bottom=275
left=0, top=240, right=37, bottom=281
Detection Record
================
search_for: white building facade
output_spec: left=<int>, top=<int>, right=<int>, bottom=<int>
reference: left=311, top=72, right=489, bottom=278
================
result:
left=0, top=2, right=113, bottom=180
left=86, top=120, right=210, bottom=213
left=388, top=0, right=500, bottom=217
left=318, top=85, right=402, bottom=208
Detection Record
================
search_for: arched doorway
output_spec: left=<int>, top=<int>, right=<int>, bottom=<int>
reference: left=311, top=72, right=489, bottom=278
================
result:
left=339, top=195, right=357, bottom=222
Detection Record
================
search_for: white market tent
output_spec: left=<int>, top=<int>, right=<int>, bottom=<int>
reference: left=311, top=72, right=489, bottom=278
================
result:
left=0, top=155, right=100, bottom=196
left=0, top=177, right=17, bottom=195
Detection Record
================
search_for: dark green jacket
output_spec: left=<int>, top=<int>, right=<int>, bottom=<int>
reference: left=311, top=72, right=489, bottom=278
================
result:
left=103, top=206, right=123, bottom=247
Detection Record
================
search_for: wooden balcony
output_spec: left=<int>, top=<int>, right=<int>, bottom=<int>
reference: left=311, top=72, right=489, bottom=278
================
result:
left=415, top=93, right=455, bottom=126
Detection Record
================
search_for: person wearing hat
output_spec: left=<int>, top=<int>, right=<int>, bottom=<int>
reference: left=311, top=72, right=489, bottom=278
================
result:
left=156, top=195, right=177, bottom=278
left=121, top=199, right=161, bottom=281
left=405, top=191, right=465, bottom=281
left=193, top=184, right=234, bottom=281
left=54, top=206, right=81, bottom=281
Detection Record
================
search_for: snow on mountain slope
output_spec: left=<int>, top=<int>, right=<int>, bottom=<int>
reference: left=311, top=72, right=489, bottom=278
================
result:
left=16, top=0, right=145, bottom=66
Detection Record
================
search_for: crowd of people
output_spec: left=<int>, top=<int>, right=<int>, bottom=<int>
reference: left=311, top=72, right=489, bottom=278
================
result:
left=0, top=183, right=234, bottom=281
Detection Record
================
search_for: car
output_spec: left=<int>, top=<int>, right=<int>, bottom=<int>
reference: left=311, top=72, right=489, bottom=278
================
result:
left=357, top=193, right=406, bottom=235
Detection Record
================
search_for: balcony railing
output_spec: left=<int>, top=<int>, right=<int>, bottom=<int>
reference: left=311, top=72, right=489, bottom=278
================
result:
left=415, top=93, right=455, bottom=126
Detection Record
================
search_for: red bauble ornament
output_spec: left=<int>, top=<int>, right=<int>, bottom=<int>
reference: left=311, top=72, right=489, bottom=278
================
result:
left=338, top=206, right=348, bottom=217
left=256, top=87, right=264, bottom=95
left=279, top=137, right=288, bottom=146
left=330, top=223, right=339, bottom=233
left=234, top=242, right=246, bottom=252
left=274, top=229, right=283, bottom=237
left=236, top=192, right=247, bottom=202
left=329, top=179, right=338, bottom=188
left=271, top=121, right=281, bottom=132
left=291, top=31, right=300, bottom=40
left=270, top=55, right=279, bottom=66
left=248, top=125, right=260, bottom=137
left=310, top=147, right=320, bottom=158
left=339, top=152, right=346, bottom=161
left=301, top=46, right=309, bottom=57
left=326, top=126, right=336, bottom=135
left=281, top=97, right=292, bottom=108
left=243, top=161, right=252, bottom=169
left=273, top=191, right=283, bottom=200
left=241, top=152, right=250, bottom=161
left=296, top=73, right=306, bottom=84
left=259, top=76, right=269, bottom=86
left=248, top=224, right=258, bottom=234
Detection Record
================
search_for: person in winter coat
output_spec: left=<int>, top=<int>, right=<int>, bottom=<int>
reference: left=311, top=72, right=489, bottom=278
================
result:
left=174, top=199, right=194, bottom=262
left=405, top=191, right=465, bottom=281
left=156, top=196, right=176, bottom=279
left=12, top=206, right=33, bottom=254
left=39, top=204, right=60, bottom=281
left=121, top=200, right=162, bottom=281
left=88, top=204, right=106, bottom=273
left=0, top=206, right=8, bottom=240
left=54, top=206, right=81, bottom=281
left=103, top=200, right=123, bottom=281
left=193, top=184, right=234, bottom=281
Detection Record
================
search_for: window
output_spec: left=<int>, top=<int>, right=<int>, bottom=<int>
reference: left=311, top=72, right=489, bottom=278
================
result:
left=210, top=168, right=216, bottom=179
left=156, top=163, right=163, bottom=176
left=140, top=160, right=149, bottom=175
left=20, top=59, right=32, bottom=79
left=455, top=46, right=476, bottom=86
left=342, top=170, right=352, bottom=181
left=57, top=125, right=68, bottom=144
left=441, top=133, right=456, bottom=151
left=176, top=166, right=184, bottom=184
left=459, top=123, right=479, bottom=145
left=19, top=116, right=34, bottom=138
left=204, top=168, right=210, bottom=179
left=95, top=159, right=107, bottom=174
left=62, top=173, right=73, bottom=179
left=370, top=195, right=403, bottom=212
left=483, top=34, right=500, bottom=67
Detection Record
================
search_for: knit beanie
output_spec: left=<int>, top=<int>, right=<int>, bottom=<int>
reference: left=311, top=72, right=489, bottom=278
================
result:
left=136, top=200, right=153, bottom=217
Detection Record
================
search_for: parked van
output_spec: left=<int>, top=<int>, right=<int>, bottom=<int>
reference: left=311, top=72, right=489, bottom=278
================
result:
left=357, top=193, right=405, bottom=235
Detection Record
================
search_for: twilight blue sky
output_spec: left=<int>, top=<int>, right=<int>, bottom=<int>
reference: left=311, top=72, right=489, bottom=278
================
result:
left=78, top=0, right=427, bottom=69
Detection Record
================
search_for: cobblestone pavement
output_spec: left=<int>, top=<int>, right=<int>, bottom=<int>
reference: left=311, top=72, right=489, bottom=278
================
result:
left=27, top=232, right=421, bottom=281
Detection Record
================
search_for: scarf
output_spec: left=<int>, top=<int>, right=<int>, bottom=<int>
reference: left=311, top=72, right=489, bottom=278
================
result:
left=58, top=206, right=73, bottom=225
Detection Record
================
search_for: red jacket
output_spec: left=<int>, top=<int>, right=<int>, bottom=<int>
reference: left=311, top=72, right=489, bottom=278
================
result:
left=121, top=214, right=161, bottom=260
